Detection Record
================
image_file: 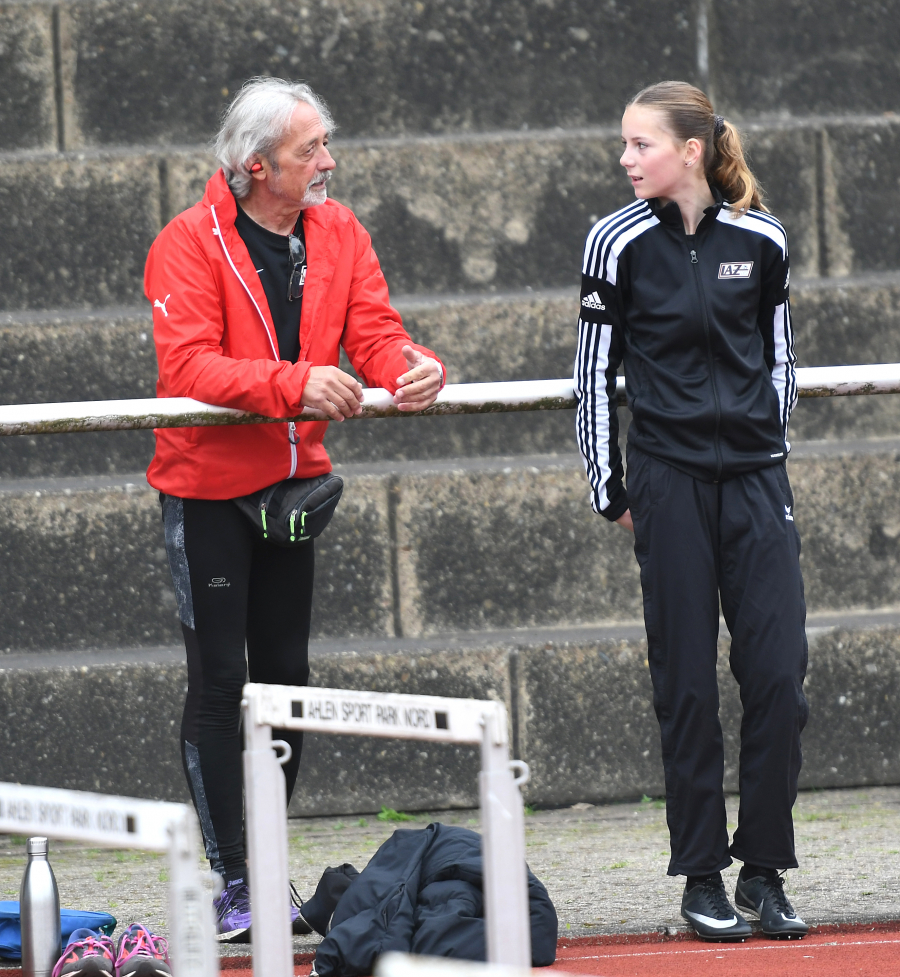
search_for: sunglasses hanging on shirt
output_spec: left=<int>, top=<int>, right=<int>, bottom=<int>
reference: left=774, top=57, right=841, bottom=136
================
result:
left=287, top=218, right=307, bottom=301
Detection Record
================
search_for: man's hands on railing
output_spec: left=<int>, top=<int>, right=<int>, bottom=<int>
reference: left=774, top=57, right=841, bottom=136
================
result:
left=393, top=345, right=443, bottom=412
left=300, top=346, right=443, bottom=421
left=301, top=366, right=364, bottom=421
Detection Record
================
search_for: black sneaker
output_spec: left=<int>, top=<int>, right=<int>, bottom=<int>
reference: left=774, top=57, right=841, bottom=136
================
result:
left=681, top=877, right=752, bottom=941
left=735, top=870, right=809, bottom=939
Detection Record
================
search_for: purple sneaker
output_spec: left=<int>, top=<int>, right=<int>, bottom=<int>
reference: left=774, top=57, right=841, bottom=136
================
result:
left=113, top=924, right=171, bottom=977
left=52, top=928, right=116, bottom=976
left=214, top=879, right=252, bottom=943
left=214, top=879, right=312, bottom=942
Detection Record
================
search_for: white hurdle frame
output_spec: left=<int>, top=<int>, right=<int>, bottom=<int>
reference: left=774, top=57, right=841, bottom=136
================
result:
left=241, top=683, right=532, bottom=977
left=0, top=782, right=218, bottom=977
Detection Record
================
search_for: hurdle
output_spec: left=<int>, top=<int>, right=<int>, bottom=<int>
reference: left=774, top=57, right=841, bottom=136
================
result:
left=0, top=782, right=218, bottom=977
left=241, top=682, right=531, bottom=977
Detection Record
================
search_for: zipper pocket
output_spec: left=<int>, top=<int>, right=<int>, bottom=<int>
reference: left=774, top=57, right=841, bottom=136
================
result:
left=289, top=508, right=310, bottom=543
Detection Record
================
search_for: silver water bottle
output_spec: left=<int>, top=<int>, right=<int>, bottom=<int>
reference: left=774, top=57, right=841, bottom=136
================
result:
left=20, top=837, right=61, bottom=977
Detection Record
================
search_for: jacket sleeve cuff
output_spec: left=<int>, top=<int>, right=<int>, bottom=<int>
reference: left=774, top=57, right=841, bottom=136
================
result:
left=600, top=487, right=629, bottom=523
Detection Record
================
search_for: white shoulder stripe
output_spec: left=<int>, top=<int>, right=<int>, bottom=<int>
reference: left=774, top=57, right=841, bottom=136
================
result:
left=716, top=208, right=788, bottom=257
left=583, top=200, right=652, bottom=276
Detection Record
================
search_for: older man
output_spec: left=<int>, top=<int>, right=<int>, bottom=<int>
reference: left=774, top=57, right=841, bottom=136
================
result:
left=145, top=77, right=444, bottom=941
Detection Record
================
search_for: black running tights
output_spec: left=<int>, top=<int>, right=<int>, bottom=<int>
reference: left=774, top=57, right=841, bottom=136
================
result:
left=160, top=494, right=314, bottom=881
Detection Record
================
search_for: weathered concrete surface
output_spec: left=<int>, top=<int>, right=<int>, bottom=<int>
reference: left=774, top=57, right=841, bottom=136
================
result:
left=3, top=444, right=900, bottom=650
left=0, top=154, right=161, bottom=312
left=167, top=126, right=819, bottom=293
left=789, top=274, right=900, bottom=441
left=710, top=0, right=900, bottom=118
left=0, top=3, right=56, bottom=151
left=0, top=619, right=897, bottom=817
left=288, top=644, right=510, bottom=817
left=0, top=309, right=157, bottom=478
left=828, top=121, right=900, bottom=277
left=0, top=642, right=509, bottom=813
left=0, top=655, right=188, bottom=798
left=392, top=447, right=900, bottom=636
left=0, top=117, right=881, bottom=310
left=517, top=623, right=900, bottom=808
left=793, top=444, right=900, bottom=612
left=59, top=0, right=697, bottom=147
left=394, top=459, right=641, bottom=635
left=0, top=786, right=897, bottom=949
left=0, top=473, right=392, bottom=652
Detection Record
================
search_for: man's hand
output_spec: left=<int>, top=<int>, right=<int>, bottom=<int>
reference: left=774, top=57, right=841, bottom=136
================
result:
left=394, top=345, right=443, bottom=412
left=301, top=366, right=364, bottom=422
left=616, top=509, right=634, bottom=533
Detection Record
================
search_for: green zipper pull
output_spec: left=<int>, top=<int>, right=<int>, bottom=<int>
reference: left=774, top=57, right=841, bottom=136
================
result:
left=290, top=509, right=296, bottom=542
left=261, top=504, right=269, bottom=539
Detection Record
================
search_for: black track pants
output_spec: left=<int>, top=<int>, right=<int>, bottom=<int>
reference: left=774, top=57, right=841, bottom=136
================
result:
left=160, top=495, right=314, bottom=880
left=627, top=448, right=809, bottom=877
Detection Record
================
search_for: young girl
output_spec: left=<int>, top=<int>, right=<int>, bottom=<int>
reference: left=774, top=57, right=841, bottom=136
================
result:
left=574, top=81, right=809, bottom=941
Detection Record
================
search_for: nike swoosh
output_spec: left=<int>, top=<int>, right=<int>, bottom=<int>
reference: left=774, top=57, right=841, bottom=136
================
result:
left=685, top=910, right=738, bottom=929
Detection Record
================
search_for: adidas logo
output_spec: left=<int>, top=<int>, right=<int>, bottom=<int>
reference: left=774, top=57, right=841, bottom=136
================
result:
left=581, top=291, right=606, bottom=310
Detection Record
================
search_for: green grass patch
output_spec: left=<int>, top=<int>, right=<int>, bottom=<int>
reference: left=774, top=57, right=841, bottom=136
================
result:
left=377, top=806, right=416, bottom=822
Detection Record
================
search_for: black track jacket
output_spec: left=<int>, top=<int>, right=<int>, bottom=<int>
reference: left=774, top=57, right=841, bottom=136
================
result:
left=574, top=193, right=796, bottom=522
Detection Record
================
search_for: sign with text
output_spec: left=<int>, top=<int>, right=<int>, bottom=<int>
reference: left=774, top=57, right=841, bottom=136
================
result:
left=0, top=782, right=186, bottom=851
left=244, top=684, right=508, bottom=746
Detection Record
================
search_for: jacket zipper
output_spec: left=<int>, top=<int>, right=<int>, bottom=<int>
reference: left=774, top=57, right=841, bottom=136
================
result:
left=210, top=204, right=297, bottom=477
left=689, top=244, right=724, bottom=482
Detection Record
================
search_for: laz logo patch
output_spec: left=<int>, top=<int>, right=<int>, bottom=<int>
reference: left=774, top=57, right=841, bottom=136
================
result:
left=718, top=261, right=754, bottom=279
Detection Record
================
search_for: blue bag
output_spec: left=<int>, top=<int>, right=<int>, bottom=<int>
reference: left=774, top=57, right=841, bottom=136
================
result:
left=0, top=902, right=117, bottom=960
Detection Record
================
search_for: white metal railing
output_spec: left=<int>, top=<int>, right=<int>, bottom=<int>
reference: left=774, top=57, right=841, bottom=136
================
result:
left=2, top=364, right=900, bottom=437
left=0, top=782, right=218, bottom=977
left=241, top=683, right=532, bottom=977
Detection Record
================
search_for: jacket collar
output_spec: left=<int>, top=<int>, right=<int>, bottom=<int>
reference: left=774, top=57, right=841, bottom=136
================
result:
left=201, top=169, right=342, bottom=362
left=649, top=185, right=725, bottom=231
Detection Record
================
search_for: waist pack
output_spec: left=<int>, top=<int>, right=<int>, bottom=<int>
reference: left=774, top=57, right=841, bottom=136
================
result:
left=0, top=902, right=117, bottom=960
left=232, top=474, right=343, bottom=546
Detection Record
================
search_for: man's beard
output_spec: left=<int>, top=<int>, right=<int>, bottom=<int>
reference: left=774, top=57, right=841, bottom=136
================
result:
left=301, top=170, right=331, bottom=207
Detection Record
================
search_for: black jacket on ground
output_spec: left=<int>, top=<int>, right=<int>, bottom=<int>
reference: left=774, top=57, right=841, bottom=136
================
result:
left=574, top=192, right=796, bottom=521
left=313, top=823, right=558, bottom=976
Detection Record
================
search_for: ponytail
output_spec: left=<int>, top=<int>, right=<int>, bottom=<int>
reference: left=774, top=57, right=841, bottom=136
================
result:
left=710, top=120, right=765, bottom=215
left=629, top=81, right=766, bottom=216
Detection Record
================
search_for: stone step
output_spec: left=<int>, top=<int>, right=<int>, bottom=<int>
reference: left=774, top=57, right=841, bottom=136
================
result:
left=3, top=275, right=900, bottom=477
left=5, top=0, right=900, bottom=152
left=2, top=117, right=899, bottom=311
left=2, top=441, right=900, bottom=653
left=1, top=610, right=897, bottom=814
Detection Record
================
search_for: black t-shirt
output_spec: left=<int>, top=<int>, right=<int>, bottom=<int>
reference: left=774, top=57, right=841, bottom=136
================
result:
left=234, top=205, right=305, bottom=364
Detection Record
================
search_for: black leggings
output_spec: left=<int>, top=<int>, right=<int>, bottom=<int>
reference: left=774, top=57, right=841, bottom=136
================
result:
left=160, top=494, right=314, bottom=881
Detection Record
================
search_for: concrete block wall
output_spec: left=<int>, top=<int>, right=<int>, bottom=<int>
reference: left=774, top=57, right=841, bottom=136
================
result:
left=2, top=0, right=900, bottom=813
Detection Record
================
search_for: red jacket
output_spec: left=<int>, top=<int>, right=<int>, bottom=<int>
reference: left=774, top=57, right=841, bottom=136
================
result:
left=145, top=170, right=443, bottom=499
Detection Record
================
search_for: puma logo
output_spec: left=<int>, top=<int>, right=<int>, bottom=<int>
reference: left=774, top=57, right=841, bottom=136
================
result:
left=154, top=294, right=171, bottom=317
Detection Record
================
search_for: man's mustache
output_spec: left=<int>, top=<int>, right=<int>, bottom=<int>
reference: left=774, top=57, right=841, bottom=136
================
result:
left=308, top=171, right=332, bottom=188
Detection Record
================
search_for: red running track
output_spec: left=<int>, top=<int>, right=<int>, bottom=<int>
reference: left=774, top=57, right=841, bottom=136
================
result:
left=554, top=922, right=900, bottom=977
left=4, top=922, right=895, bottom=977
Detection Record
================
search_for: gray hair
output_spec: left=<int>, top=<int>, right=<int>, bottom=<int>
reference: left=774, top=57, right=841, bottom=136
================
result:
left=213, top=77, right=335, bottom=199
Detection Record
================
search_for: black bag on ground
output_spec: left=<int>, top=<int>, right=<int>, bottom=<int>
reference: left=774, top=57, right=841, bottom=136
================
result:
left=311, top=823, right=558, bottom=976
left=298, top=863, right=360, bottom=936
left=232, top=474, right=343, bottom=546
